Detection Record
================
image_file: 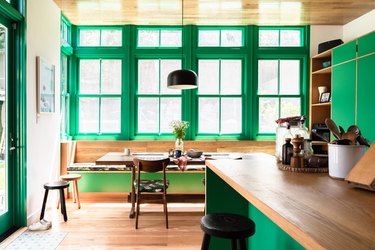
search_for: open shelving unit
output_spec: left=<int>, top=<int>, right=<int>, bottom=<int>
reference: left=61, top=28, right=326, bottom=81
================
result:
left=309, top=49, right=332, bottom=150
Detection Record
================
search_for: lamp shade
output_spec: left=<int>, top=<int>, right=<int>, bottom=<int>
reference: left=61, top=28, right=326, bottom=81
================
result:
left=167, top=69, right=198, bottom=89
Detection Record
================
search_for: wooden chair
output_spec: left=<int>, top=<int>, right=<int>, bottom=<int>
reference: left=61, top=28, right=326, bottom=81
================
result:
left=133, top=157, right=170, bottom=229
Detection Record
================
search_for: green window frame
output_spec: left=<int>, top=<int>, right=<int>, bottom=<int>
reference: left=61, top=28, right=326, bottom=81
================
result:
left=65, top=23, right=309, bottom=141
left=77, top=58, right=123, bottom=135
left=254, top=26, right=309, bottom=140
left=258, top=27, right=304, bottom=47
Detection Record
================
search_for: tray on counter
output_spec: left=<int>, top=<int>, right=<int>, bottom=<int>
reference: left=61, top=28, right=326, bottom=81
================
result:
left=277, top=162, right=328, bottom=173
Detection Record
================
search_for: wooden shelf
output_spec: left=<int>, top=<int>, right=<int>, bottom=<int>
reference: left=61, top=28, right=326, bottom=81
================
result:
left=312, top=49, right=332, bottom=59
left=311, top=141, right=328, bottom=145
left=312, top=66, right=331, bottom=74
left=311, top=102, right=331, bottom=107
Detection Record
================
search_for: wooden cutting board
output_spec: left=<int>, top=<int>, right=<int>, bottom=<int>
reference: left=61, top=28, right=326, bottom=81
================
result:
left=345, top=143, right=375, bottom=191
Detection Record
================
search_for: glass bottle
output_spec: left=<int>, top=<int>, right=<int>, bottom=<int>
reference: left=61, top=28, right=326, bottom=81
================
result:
left=283, top=124, right=293, bottom=141
left=175, top=138, right=184, bottom=158
left=282, top=138, right=293, bottom=165
left=295, top=118, right=310, bottom=140
left=275, top=123, right=287, bottom=162
left=304, top=139, right=314, bottom=166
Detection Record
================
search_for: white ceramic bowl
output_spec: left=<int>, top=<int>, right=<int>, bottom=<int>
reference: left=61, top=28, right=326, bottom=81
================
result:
left=186, top=151, right=203, bottom=158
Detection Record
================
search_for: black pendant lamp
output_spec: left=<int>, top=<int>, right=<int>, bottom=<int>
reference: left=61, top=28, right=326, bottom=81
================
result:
left=167, top=0, right=198, bottom=90
left=167, top=69, right=197, bottom=89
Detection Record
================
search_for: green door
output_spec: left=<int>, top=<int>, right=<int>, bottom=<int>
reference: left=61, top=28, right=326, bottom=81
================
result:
left=332, top=60, right=356, bottom=131
left=357, top=54, right=375, bottom=144
left=0, top=18, right=15, bottom=236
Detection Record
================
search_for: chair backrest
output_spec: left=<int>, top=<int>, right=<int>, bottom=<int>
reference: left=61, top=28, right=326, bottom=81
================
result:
left=133, top=157, right=170, bottom=173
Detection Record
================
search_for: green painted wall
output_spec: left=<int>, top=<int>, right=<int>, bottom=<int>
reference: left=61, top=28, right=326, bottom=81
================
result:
left=68, top=171, right=205, bottom=192
left=206, top=168, right=304, bottom=250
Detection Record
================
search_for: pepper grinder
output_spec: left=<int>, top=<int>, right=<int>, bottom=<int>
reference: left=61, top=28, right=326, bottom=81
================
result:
left=291, top=135, right=304, bottom=168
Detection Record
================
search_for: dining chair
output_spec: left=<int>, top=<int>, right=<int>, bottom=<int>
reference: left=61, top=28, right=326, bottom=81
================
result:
left=133, top=157, right=170, bottom=229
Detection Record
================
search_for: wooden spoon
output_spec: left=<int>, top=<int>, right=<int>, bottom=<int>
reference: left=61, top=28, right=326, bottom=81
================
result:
left=342, top=131, right=357, bottom=145
left=325, top=118, right=342, bottom=140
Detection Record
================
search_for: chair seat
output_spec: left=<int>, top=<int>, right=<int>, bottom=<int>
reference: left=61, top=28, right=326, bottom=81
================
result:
left=44, top=181, right=69, bottom=190
left=135, top=180, right=170, bottom=192
left=201, top=213, right=255, bottom=239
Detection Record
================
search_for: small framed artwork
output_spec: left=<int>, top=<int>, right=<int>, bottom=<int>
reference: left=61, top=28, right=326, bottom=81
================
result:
left=36, top=56, right=55, bottom=114
left=320, top=92, right=331, bottom=103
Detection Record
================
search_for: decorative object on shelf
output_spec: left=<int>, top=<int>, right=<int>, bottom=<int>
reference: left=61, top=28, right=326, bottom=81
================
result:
left=322, top=61, right=331, bottom=68
left=320, top=92, right=330, bottom=103
left=167, top=0, right=197, bottom=90
left=170, top=120, right=189, bottom=154
left=317, top=86, right=327, bottom=101
left=317, top=39, right=343, bottom=54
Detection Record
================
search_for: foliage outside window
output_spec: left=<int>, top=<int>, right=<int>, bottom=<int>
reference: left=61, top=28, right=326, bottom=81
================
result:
left=259, top=27, right=303, bottom=47
left=198, top=28, right=243, bottom=47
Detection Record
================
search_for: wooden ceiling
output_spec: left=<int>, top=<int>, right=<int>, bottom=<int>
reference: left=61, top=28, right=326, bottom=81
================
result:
left=53, top=0, right=375, bottom=26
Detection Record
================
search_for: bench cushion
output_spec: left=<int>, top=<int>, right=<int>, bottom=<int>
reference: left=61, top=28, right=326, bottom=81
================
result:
left=135, top=180, right=170, bottom=192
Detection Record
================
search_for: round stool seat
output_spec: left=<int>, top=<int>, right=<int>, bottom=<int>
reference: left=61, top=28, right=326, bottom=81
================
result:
left=201, top=213, right=255, bottom=239
left=60, top=174, right=82, bottom=181
left=44, top=181, right=69, bottom=190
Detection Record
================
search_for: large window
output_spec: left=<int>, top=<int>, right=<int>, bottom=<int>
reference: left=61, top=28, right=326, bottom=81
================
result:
left=197, top=59, right=242, bottom=134
left=78, top=59, right=122, bottom=133
left=255, top=26, right=307, bottom=137
left=136, top=59, right=182, bottom=134
left=68, top=25, right=309, bottom=140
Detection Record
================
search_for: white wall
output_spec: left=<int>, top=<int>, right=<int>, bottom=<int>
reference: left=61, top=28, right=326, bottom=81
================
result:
left=343, top=9, right=375, bottom=42
left=26, top=0, right=61, bottom=224
left=310, top=26, right=343, bottom=57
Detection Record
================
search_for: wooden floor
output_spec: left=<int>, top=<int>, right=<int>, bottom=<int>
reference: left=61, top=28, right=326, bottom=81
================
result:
left=1, top=197, right=205, bottom=249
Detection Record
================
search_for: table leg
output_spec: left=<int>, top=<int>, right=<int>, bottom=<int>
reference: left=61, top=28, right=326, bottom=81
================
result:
left=129, top=165, right=136, bottom=218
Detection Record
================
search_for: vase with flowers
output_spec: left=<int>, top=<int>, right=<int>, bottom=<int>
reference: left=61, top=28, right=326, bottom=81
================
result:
left=170, top=120, right=189, bottom=155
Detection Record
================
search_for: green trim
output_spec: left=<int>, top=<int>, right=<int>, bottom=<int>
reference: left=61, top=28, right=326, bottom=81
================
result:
left=0, top=0, right=22, bottom=22
left=67, top=24, right=309, bottom=141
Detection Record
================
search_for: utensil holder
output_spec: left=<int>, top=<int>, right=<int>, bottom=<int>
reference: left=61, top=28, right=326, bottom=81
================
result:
left=328, top=144, right=365, bottom=179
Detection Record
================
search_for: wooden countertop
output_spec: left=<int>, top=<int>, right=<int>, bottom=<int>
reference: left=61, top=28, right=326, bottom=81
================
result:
left=205, top=154, right=375, bottom=250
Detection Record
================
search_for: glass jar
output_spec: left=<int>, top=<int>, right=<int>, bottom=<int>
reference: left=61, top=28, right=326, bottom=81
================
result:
left=175, top=138, right=184, bottom=158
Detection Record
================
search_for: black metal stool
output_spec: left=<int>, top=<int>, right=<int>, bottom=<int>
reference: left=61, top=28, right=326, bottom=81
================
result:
left=200, top=213, right=255, bottom=250
left=40, top=181, right=70, bottom=222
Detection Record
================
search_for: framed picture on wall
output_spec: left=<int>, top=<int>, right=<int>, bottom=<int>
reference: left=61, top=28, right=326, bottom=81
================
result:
left=36, top=56, right=55, bottom=114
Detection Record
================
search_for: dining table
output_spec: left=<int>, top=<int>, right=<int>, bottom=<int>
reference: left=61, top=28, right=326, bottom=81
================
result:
left=95, top=152, right=244, bottom=218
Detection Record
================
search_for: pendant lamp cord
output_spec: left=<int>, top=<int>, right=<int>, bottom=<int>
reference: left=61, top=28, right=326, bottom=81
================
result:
left=181, top=0, right=184, bottom=63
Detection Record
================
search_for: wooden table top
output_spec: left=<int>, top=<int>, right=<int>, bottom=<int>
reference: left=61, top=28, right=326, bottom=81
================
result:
left=205, top=154, right=375, bottom=250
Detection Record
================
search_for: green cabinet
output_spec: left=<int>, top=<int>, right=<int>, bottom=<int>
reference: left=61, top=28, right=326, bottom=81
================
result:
left=332, top=40, right=356, bottom=65
left=332, top=60, right=356, bottom=130
left=358, top=31, right=375, bottom=57
left=357, top=54, right=375, bottom=143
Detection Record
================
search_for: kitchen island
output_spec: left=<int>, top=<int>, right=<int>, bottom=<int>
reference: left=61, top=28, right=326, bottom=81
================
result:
left=205, top=153, right=375, bottom=250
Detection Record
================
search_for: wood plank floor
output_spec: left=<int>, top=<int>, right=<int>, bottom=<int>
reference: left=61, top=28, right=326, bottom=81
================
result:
left=1, top=198, right=205, bottom=249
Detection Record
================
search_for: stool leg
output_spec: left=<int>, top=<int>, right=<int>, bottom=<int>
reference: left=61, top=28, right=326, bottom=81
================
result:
left=72, top=181, right=76, bottom=203
left=40, top=189, right=49, bottom=220
left=59, top=188, right=68, bottom=222
left=238, top=238, right=247, bottom=250
left=201, top=233, right=210, bottom=250
left=230, top=239, right=237, bottom=250
left=74, top=180, right=81, bottom=209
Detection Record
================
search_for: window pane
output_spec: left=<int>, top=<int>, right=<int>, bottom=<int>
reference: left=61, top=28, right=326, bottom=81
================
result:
left=280, top=30, right=301, bottom=47
left=101, top=30, right=122, bottom=46
left=80, top=60, right=100, bottom=94
left=101, top=60, right=122, bottom=94
left=160, top=30, right=182, bottom=47
left=221, top=30, right=242, bottom=47
left=64, top=96, right=70, bottom=134
left=198, top=30, right=220, bottom=47
left=138, top=30, right=159, bottom=47
left=160, top=98, right=181, bottom=133
left=80, top=30, right=100, bottom=46
left=258, top=60, right=278, bottom=95
left=138, top=60, right=159, bottom=94
left=259, top=98, right=279, bottom=133
left=61, top=55, right=68, bottom=93
left=101, top=98, right=121, bottom=132
left=221, top=60, right=242, bottom=95
left=221, top=98, right=242, bottom=133
left=138, top=98, right=159, bottom=132
left=79, top=98, right=99, bottom=133
left=280, top=60, right=300, bottom=95
left=259, top=30, right=279, bottom=47
left=281, top=98, right=300, bottom=118
left=160, top=59, right=181, bottom=95
left=199, top=98, right=219, bottom=133
left=198, top=60, right=219, bottom=95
